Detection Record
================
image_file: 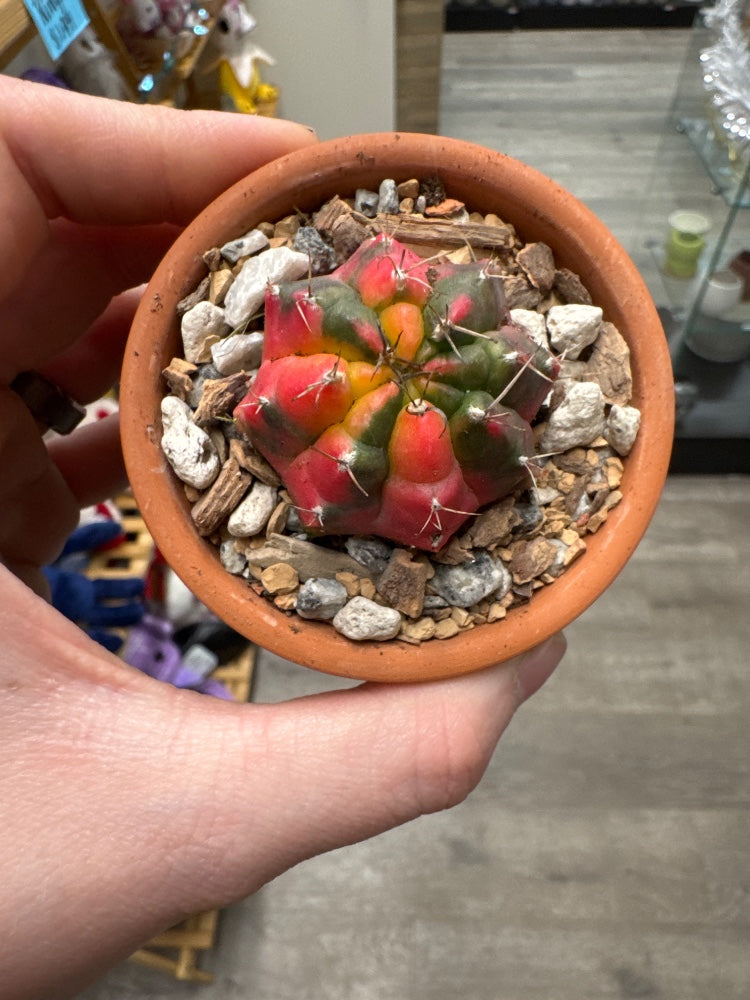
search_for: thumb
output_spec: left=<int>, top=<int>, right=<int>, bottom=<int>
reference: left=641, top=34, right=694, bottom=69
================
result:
left=192, top=633, right=567, bottom=906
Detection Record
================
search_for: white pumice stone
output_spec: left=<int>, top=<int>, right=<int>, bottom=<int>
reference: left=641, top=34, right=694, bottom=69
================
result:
left=219, top=540, right=247, bottom=575
left=224, top=246, right=310, bottom=328
left=333, top=596, right=402, bottom=641
left=227, top=482, right=278, bottom=537
left=211, top=331, right=265, bottom=375
left=296, top=578, right=349, bottom=620
left=546, top=304, right=603, bottom=360
left=219, top=229, right=270, bottom=264
left=510, top=308, right=550, bottom=350
left=160, top=395, right=220, bottom=489
left=181, top=301, right=230, bottom=363
left=541, top=381, right=607, bottom=452
left=606, top=403, right=641, bottom=456
left=430, top=551, right=511, bottom=608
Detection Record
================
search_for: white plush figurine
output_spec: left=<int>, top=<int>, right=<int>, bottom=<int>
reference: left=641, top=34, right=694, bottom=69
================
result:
left=120, top=0, right=167, bottom=37
left=57, top=27, right=129, bottom=100
left=209, top=0, right=278, bottom=113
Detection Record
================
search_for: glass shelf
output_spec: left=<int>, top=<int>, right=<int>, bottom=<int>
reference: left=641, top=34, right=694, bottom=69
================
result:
left=633, top=8, right=750, bottom=447
left=676, top=115, right=750, bottom=209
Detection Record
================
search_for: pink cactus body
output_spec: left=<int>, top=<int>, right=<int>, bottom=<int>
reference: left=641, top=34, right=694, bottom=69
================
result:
left=234, top=233, right=560, bottom=551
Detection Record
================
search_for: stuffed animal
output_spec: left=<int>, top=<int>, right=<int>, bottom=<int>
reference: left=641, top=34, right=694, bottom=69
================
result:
left=207, top=0, right=278, bottom=114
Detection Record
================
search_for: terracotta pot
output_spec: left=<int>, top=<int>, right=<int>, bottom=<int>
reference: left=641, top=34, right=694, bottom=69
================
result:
left=121, top=133, right=674, bottom=683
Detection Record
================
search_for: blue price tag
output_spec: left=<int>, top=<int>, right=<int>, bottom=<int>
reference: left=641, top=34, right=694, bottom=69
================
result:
left=23, top=0, right=90, bottom=61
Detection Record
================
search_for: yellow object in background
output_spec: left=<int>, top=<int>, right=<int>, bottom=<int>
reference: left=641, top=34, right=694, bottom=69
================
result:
left=218, top=58, right=278, bottom=115
left=208, top=0, right=278, bottom=115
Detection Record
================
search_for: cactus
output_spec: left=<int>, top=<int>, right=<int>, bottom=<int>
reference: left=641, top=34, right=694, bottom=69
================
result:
left=234, top=233, right=560, bottom=551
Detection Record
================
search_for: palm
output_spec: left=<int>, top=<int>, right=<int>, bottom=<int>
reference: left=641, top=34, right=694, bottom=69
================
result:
left=0, top=77, right=564, bottom=1000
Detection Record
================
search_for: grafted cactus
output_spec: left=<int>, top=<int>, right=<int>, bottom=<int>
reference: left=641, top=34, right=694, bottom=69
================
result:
left=234, top=233, right=559, bottom=550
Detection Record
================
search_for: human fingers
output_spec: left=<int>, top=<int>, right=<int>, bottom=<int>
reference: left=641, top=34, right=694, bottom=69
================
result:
left=0, top=76, right=316, bottom=302
left=39, top=287, right=144, bottom=403
left=188, top=634, right=567, bottom=904
left=0, top=389, right=79, bottom=578
left=46, top=414, right=126, bottom=509
left=0, top=221, right=177, bottom=382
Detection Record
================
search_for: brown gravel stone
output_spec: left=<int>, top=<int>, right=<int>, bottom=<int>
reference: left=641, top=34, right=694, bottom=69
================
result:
left=509, top=536, right=558, bottom=585
left=330, top=213, right=370, bottom=264
left=400, top=617, right=437, bottom=644
left=463, top=497, right=520, bottom=549
left=553, top=448, right=589, bottom=476
left=502, top=273, right=543, bottom=310
left=209, top=268, right=234, bottom=305
left=377, top=549, right=429, bottom=618
left=397, top=178, right=420, bottom=199
left=261, top=562, right=299, bottom=595
left=273, top=592, right=297, bottom=611
left=563, top=535, right=587, bottom=566
left=201, top=248, right=223, bottom=272
left=274, top=214, right=301, bottom=241
left=553, top=267, right=593, bottom=305
left=517, top=242, right=556, bottom=295
left=487, top=602, right=507, bottom=623
left=425, top=198, right=466, bottom=218
left=605, top=457, right=625, bottom=489
left=177, top=276, right=211, bottom=314
left=583, top=321, right=633, bottom=405
left=434, top=618, right=460, bottom=640
left=335, top=572, right=361, bottom=598
left=207, top=427, right=228, bottom=464
left=265, top=501, right=289, bottom=537
left=450, top=607, right=473, bottom=628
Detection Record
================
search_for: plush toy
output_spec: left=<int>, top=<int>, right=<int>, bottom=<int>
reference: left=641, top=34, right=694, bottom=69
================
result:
left=123, top=614, right=234, bottom=698
left=57, top=26, right=129, bottom=100
left=207, top=0, right=278, bottom=114
left=116, top=0, right=197, bottom=61
left=44, top=528, right=144, bottom=658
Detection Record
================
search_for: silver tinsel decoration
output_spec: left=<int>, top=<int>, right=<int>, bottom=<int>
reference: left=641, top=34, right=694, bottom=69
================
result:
left=700, top=0, right=750, bottom=158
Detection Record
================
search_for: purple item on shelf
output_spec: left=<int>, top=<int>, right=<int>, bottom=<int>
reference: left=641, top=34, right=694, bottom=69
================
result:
left=21, top=68, right=71, bottom=88
left=122, top=614, right=234, bottom=699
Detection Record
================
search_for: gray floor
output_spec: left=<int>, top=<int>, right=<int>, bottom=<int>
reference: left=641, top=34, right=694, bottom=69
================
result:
left=81, top=28, right=750, bottom=1000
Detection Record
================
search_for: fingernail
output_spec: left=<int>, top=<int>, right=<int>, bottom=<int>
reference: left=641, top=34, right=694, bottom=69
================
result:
left=515, top=632, right=567, bottom=703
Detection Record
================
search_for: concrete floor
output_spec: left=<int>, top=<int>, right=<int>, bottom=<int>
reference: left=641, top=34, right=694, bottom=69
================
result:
left=80, top=474, right=750, bottom=999
left=79, top=26, right=750, bottom=1000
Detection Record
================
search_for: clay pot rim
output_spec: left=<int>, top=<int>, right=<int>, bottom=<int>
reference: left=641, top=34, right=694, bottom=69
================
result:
left=120, top=132, right=674, bottom=684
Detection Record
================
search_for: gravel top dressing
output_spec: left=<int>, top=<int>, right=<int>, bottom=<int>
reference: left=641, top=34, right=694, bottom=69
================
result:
left=158, top=176, right=641, bottom=644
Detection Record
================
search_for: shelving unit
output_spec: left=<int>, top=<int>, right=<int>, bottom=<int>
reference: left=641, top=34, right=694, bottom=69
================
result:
left=632, top=7, right=750, bottom=468
left=0, top=0, right=218, bottom=105
left=0, top=0, right=35, bottom=66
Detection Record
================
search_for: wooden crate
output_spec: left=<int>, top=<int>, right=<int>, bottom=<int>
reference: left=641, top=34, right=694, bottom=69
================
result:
left=129, top=911, right=220, bottom=984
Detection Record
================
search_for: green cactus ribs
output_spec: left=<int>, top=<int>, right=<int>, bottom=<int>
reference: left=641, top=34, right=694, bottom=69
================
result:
left=235, top=232, right=560, bottom=551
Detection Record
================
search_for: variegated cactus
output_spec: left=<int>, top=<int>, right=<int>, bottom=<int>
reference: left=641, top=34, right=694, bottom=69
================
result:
left=235, top=233, right=559, bottom=551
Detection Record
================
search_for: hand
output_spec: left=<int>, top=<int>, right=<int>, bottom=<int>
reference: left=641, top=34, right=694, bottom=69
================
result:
left=0, top=75, right=316, bottom=592
left=0, top=76, right=566, bottom=1000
